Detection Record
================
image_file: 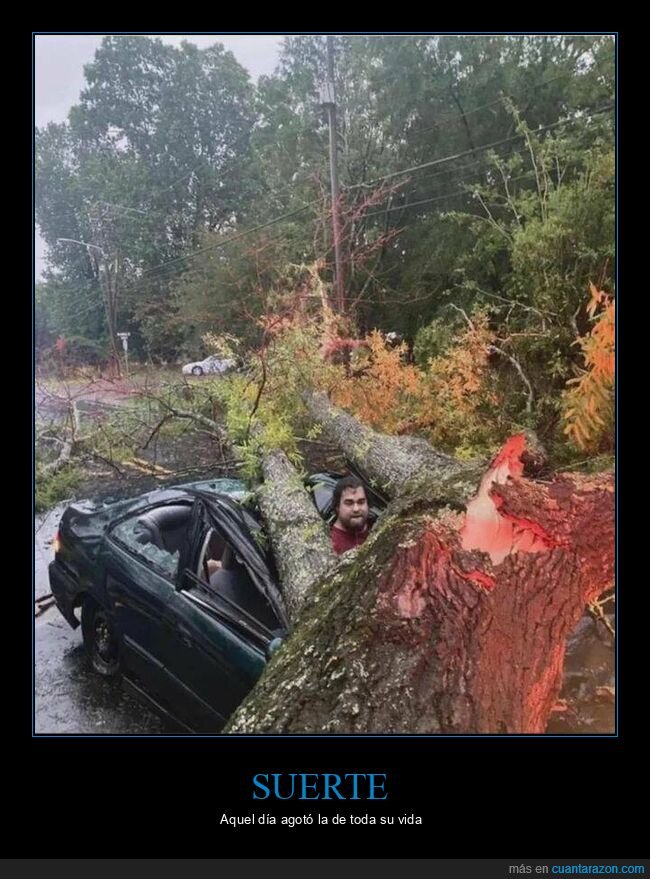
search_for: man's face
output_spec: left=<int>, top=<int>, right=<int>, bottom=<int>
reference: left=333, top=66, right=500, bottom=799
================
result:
left=336, top=487, right=369, bottom=531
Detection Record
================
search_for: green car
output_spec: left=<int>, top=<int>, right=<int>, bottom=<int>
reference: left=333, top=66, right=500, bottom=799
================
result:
left=49, top=472, right=384, bottom=732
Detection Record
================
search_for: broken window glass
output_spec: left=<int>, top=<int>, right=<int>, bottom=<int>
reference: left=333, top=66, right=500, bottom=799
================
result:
left=112, top=517, right=180, bottom=579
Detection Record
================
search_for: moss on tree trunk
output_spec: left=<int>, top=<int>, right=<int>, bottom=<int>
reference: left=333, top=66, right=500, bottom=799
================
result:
left=226, top=398, right=614, bottom=734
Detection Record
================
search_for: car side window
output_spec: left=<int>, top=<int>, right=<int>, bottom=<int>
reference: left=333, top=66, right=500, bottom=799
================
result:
left=111, top=504, right=192, bottom=580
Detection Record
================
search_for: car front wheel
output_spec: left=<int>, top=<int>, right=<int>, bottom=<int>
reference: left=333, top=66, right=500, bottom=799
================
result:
left=81, top=598, right=121, bottom=677
left=191, top=366, right=203, bottom=376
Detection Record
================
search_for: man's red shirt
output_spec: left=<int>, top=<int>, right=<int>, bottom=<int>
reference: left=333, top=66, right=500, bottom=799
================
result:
left=331, top=523, right=370, bottom=554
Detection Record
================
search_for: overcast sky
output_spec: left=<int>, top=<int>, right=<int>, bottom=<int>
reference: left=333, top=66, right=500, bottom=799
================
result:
left=34, top=33, right=285, bottom=278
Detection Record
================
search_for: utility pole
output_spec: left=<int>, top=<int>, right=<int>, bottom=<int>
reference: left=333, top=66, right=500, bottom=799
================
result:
left=90, top=202, right=122, bottom=376
left=320, top=35, right=345, bottom=313
left=94, top=248, right=122, bottom=377
left=57, top=236, right=122, bottom=377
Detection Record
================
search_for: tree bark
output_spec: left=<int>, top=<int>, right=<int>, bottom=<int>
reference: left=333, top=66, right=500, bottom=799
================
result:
left=40, top=401, right=81, bottom=477
left=304, top=390, right=467, bottom=498
left=226, top=401, right=614, bottom=735
left=257, top=448, right=337, bottom=620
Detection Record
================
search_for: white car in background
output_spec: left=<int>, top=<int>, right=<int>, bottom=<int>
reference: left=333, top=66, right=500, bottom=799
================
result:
left=182, top=355, right=237, bottom=377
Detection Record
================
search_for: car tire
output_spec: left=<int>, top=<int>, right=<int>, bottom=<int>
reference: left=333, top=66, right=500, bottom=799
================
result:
left=81, top=598, right=121, bottom=678
left=191, top=366, right=203, bottom=376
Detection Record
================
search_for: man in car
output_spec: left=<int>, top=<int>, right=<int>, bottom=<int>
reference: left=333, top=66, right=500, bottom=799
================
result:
left=331, top=476, right=371, bottom=555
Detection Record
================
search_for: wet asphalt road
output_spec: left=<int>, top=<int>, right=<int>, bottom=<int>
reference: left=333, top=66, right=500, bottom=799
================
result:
left=35, top=504, right=165, bottom=735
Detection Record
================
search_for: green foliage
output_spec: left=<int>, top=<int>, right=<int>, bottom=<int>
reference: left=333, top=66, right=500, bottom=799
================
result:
left=210, top=364, right=313, bottom=480
left=35, top=465, right=83, bottom=512
left=444, top=114, right=614, bottom=439
left=413, top=313, right=465, bottom=368
left=37, top=35, right=259, bottom=361
left=170, top=230, right=307, bottom=355
left=36, top=34, right=614, bottom=462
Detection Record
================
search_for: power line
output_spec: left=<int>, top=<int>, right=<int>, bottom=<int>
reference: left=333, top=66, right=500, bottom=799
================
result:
left=52, top=105, right=612, bottom=299
left=107, top=76, right=560, bottom=219
left=376, top=140, right=579, bottom=211
left=363, top=138, right=533, bottom=197
left=60, top=98, right=613, bottom=268
left=49, top=219, right=309, bottom=326
left=41, top=156, right=576, bottom=325
left=42, top=154, right=594, bottom=325
left=121, top=107, right=612, bottom=288
left=84, top=141, right=520, bottom=262
left=345, top=104, right=614, bottom=191
left=124, top=201, right=320, bottom=286
left=362, top=169, right=556, bottom=220
left=399, top=68, right=582, bottom=136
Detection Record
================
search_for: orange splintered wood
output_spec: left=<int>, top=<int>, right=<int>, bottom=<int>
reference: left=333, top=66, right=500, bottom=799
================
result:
left=460, top=434, right=563, bottom=565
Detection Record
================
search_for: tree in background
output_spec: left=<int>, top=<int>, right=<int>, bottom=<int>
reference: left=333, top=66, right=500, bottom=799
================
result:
left=37, top=33, right=614, bottom=449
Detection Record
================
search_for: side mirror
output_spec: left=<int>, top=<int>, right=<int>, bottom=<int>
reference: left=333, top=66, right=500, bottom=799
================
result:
left=266, top=636, right=283, bottom=659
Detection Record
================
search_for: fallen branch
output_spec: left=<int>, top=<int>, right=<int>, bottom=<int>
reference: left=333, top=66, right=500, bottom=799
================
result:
left=149, top=399, right=229, bottom=441
left=142, top=413, right=173, bottom=450
left=130, top=456, right=173, bottom=476
left=79, top=450, right=125, bottom=477
left=489, top=344, right=535, bottom=414
left=40, top=401, right=81, bottom=477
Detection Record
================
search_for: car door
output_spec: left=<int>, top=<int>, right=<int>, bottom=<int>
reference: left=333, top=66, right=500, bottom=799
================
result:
left=158, top=498, right=284, bottom=731
left=102, top=504, right=191, bottom=703
left=162, top=577, right=269, bottom=731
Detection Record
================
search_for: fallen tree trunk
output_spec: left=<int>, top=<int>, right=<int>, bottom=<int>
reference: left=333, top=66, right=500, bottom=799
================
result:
left=257, top=448, right=337, bottom=619
left=39, top=401, right=81, bottom=477
left=304, top=390, right=465, bottom=498
left=304, top=390, right=547, bottom=503
left=226, top=399, right=614, bottom=734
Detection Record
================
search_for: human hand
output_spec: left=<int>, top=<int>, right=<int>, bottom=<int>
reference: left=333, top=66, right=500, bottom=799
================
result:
left=207, top=559, right=222, bottom=575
